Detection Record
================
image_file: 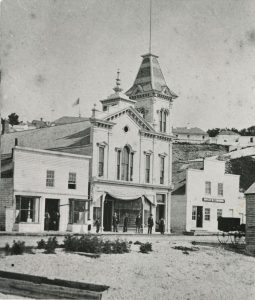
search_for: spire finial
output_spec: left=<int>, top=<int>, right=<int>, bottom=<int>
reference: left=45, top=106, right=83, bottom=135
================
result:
left=113, top=69, right=123, bottom=93
left=149, top=0, right=152, bottom=53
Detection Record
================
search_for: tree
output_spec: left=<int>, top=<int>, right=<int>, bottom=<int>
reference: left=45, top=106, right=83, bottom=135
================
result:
left=207, top=128, right=220, bottom=137
left=8, top=113, right=20, bottom=126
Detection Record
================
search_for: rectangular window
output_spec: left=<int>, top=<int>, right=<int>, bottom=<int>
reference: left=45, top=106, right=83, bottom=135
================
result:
left=69, top=199, right=89, bottom=224
left=98, top=147, right=104, bottom=177
left=218, top=183, right=223, bottom=196
left=229, top=209, right=234, bottom=217
left=192, top=206, right=197, bottom=220
left=116, top=150, right=121, bottom=180
left=204, top=208, right=210, bottom=221
left=160, top=157, right=165, bottom=184
left=15, top=196, right=40, bottom=223
left=145, top=154, right=150, bottom=183
left=159, top=111, right=163, bottom=132
left=68, top=172, right=76, bottom=189
left=205, top=181, right=211, bottom=195
left=217, top=209, right=223, bottom=220
left=46, top=170, right=55, bottom=187
left=130, top=153, right=134, bottom=181
left=163, top=112, right=166, bottom=133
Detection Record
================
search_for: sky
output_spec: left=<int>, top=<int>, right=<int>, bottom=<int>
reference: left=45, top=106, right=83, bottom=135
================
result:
left=0, top=0, right=255, bottom=130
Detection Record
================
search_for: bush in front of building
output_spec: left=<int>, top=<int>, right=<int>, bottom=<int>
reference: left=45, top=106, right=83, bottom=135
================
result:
left=139, top=242, right=152, bottom=253
left=44, top=237, right=58, bottom=254
left=37, top=239, right=47, bottom=249
left=4, top=240, right=26, bottom=255
left=63, top=235, right=130, bottom=254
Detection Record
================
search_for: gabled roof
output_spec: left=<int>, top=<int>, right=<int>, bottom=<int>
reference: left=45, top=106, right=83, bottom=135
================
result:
left=53, top=116, right=87, bottom=125
left=126, top=53, right=178, bottom=100
left=1, top=120, right=92, bottom=155
left=173, top=127, right=207, bottom=135
left=245, top=182, right=255, bottom=194
left=104, top=106, right=155, bottom=132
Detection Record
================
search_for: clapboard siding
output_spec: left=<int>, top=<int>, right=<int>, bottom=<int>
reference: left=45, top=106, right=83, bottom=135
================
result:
left=0, top=178, right=13, bottom=230
left=246, top=193, right=255, bottom=253
left=13, top=148, right=90, bottom=196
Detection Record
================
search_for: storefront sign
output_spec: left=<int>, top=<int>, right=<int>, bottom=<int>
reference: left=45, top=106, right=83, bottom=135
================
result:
left=202, top=197, right=225, bottom=203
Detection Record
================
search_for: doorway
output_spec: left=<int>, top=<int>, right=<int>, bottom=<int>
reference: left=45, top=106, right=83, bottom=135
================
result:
left=196, top=206, right=203, bottom=228
left=44, top=199, right=60, bottom=231
left=156, top=205, right=165, bottom=232
left=103, top=199, right=113, bottom=231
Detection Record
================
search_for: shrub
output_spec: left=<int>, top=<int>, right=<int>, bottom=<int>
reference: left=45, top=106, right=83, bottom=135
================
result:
left=134, top=241, right=142, bottom=245
left=44, top=237, right=58, bottom=254
left=4, top=243, right=11, bottom=255
left=37, top=239, right=46, bottom=249
left=139, top=242, right=152, bottom=253
left=63, top=235, right=130, bottom=254
left=10, top=240, right=26, bottom=255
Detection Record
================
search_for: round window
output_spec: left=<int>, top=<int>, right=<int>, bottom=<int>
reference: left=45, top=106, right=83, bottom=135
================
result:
left=123, top=126, right=129, bottom=133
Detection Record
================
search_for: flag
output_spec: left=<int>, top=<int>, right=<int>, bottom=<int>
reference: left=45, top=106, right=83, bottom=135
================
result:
left=72, top=98, right=80, bottom=107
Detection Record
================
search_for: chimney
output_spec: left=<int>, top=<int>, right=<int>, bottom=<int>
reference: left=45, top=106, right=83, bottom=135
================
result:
left=40, top=117, right=43, bottom=121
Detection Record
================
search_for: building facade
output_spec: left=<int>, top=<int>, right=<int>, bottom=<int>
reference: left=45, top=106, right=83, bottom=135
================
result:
left=1, top=52, right=177, bottom=233
left=245, top=182, right=255, bottom=255
left=1, top=147, right=90, bottom=233
left=173, top=127, right=209, bottom=144
left=171, top=159, right=245, bottom=233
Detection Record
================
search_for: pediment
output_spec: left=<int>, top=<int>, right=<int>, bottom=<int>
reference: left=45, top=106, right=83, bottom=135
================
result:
left=104, top=107, right=155, bottom=132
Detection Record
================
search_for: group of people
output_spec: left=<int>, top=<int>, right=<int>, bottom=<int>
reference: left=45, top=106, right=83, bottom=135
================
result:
left=111, top=212, right=165, bottom=234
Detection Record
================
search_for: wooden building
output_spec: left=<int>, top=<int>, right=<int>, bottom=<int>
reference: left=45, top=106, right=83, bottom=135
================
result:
left=245, top=182, right=255, bottom=255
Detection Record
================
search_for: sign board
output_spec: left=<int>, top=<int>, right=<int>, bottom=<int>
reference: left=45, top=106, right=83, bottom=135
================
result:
left=202, top=197, right=225, bottom=203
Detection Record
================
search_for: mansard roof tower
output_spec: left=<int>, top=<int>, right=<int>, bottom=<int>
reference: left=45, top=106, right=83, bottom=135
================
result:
left=125, top=53, right=177, bottom=135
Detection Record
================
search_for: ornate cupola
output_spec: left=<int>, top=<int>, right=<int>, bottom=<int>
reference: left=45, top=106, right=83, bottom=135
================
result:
left=125, top=53, right=178, bottom=134
left=100, top=70, right=136, bottom=112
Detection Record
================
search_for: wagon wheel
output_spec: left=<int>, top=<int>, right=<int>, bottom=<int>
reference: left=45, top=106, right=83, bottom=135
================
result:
left=229, top=231, right=246, bottom=245
left=217, top=231, right=230, bottom=244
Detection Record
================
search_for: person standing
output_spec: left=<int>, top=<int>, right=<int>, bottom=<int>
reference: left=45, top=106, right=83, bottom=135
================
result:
left=135, top=213, right=142, bottom=233
left=159, top=218, right=165, bottom=234
left=94, top=218, right=101, bottom=233
left=123, top=213, right=129, bottom=232
left=112, top=212, right=119, bottom=232
left=148, top=214, right=154, bottom=234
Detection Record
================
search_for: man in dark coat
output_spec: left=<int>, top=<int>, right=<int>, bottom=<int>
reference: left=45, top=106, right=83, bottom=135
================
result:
left=148, top=214, right=154, bottom=234
left=135, top=213, right=142, bottom=233
left=112, top=212, right=119, bottom=232
left=123, top=213, right=129, bottom=232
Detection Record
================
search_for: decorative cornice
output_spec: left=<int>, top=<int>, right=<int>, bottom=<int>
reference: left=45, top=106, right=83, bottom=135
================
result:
left=140, top=130, right=173, bottom=142
left=90, top=118, right=115, bottom=129
left=96, top=142, right=108, bottom=148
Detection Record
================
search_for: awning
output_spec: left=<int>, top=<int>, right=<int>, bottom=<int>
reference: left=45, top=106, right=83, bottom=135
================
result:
left=106, top=192, right=156, bottom=206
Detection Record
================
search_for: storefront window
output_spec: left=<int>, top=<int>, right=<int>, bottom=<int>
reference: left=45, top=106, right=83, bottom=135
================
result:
left=69, top=199, right=89, bottom=224
left=15, top=196, right=40, bottom=223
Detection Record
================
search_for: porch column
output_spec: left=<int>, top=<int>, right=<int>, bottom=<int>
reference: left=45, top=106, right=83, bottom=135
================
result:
left=100, top=193, right=106, bottom=233
left=141, top=196, right=145, bottom=234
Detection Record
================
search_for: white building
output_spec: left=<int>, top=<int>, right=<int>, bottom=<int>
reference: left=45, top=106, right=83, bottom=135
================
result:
left=1, top=147, right=90, bottom=233
left=171, top=159, right=245, bottom=233
left=173, top=127, right=209, bottom=144
left=1, top=52, right=177, bottom=233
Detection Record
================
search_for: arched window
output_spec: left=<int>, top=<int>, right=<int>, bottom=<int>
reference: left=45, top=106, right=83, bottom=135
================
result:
left=121, top=146, right=129, bottom=181
left=117, top=146, right=134, bottom=181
